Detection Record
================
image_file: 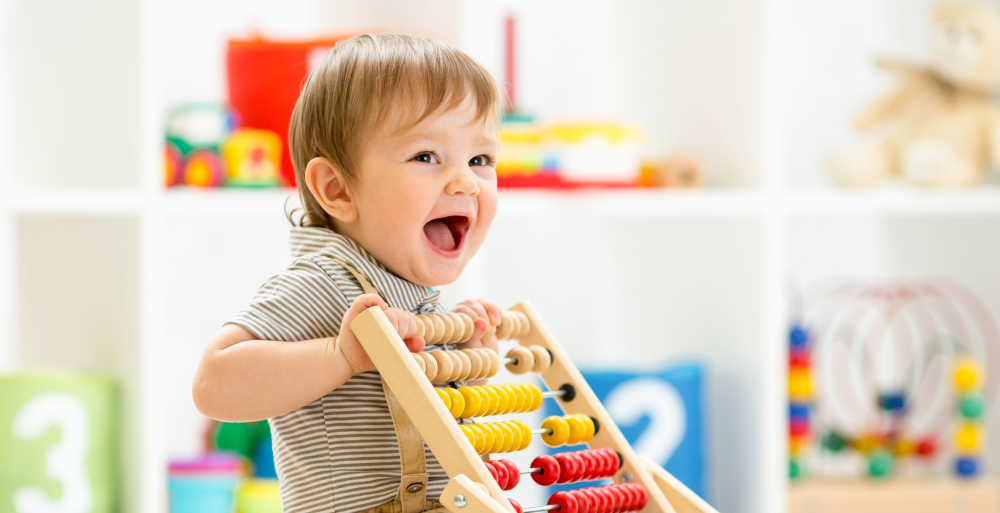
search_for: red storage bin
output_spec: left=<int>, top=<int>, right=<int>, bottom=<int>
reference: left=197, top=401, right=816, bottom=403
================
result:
left=227, top=35, right=357, bottom=186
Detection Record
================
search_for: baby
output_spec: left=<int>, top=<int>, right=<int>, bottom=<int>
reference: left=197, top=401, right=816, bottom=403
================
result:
left=193, top=34, right=504, bottom=513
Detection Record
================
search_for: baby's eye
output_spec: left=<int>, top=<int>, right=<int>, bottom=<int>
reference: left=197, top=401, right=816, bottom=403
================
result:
left=414, top=152, right=439, bottom=164
left=469, top=155, right=494, bottom=167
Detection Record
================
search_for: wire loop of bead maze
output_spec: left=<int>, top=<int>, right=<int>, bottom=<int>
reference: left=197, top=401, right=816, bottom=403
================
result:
left=349, top=301, right=718, bottom=513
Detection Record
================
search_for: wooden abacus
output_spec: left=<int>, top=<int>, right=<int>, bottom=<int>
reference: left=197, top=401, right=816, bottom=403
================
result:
left=350, top=302, right=719, bottom=513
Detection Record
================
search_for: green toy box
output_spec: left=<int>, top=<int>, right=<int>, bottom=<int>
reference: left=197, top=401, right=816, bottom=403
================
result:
left=0, top=374, right=118, bottom=513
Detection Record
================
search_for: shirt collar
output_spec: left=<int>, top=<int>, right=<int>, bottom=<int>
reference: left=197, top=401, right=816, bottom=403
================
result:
left=289, top=226, right=440, bottom=313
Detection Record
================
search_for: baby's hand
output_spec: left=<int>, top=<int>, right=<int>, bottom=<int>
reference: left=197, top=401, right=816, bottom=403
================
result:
left=452, top=297, right=502, bottom=354
left=336, top=294, right=426, bottom=375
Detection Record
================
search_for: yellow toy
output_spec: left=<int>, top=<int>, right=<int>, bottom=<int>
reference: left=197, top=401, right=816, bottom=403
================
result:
left=827, top=2, right=1000, bottom=187
left=222, top=129, right=282, bottom=188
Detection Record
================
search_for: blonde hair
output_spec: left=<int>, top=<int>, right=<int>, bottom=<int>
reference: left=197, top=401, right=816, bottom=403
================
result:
left=288, top=33, right=503, bottom=228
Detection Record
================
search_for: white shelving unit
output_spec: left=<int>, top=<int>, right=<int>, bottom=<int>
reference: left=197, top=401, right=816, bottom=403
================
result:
left=3, top=1, right=1000, bottom=513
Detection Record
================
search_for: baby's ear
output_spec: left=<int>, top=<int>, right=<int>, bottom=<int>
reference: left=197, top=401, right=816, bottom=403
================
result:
left=304, top=157, right=358, bottom=222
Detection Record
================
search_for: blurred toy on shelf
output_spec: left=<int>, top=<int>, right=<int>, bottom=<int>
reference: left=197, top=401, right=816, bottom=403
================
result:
left=827, top=2, right=1000, bottom=188
left=164, top=105, right=283, bottom=189
left=787, top=278, right=1000, bottom=511
left=227, top=34, right=357, bottom=186
left=237, top=479, right=282, bottom=513
left=0, top=373, right=119, bottom=513
left=496, top=118, right=646, bottom=188
left=165, top=104, right=232, bottom=188
left=640, top=154, right=705, bottom=188
left=211, top=420, right=276, bottom=479
left=223, top=129, right=282, bottom=188
left=168, top=453, right=245, bottom=513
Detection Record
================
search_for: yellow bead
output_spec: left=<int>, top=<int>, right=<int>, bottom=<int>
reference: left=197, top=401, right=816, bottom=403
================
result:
left=477, top=423, right=494, bottom=455
left=488, top=423, right=506, bottom=454
left=460, top=425, right=476, bottom=447
left=956, top=424, right=983, bottom=453
left=472, top=387, right=491, bottom=417
left=460, top=387, right=482, bottom=418
left=527, top=383, right=544, bottom=412
left=789, top=435, right=807, bottom=456
left=504, top=421, right=523, bottom=452
left=574, top=414, right=596, bottom=442
left=482, top=385, right=501, bottom=416
left=468, top=424, right=487, bottom=455
left=492, top=385, right=510, bottom=415
left=495, top=422, right=515, bottom=452
left=502, top=385, right=519, bottom=414
left=788, top=368, right=812, bottom=400
left=852, top=433, right=881, bottom=454
left=541, top=416, right=570, bottom=447
left=515, top=384, right=532, bottom=412
left=436, top=388, right=451, bottom=410
left=566, top=414, right=587, bottom=445
left=510, top=384, right=527, bottom=412
left=511, top=419, right=532, bottom=450
left=954, top=357, right=983, bottom=392
left=445, top=388, right=465, bottom=418
left=893, top=439, right=916, bottom=457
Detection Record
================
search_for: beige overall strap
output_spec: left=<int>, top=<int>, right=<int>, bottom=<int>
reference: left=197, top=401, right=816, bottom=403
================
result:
left=326, top=257, right=429, bottom=513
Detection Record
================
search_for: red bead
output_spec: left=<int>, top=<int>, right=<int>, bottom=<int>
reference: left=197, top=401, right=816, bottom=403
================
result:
left=632, top=484, right=648, bottom=510
left=602, top=487, right=620, bottom=513
left=549, top=491, right=579, bottom=513
left=531, top=455, right=561, bottom=487
left=607, top=485, right=626, bottom=513
left=509, top=499, right=524, bottom=513
left=789, top=348, right=810, bottom=367
left=554, top=453, right=579, bottom=484
left=499, top=459, right=519, bottom=490
left=485, top=461, right=498, bottom=483
left=622, top=484, right=639, bottom=512
left=584, top=488, right=607, bottom=513
left=603, top=448, right=621, bottom=476
left=579, top=451, right=598, bottom=481
left=590, top=450, right=607, bottom=479
left=569, top=452, right=588, bottom=483
left=917, top=437, right=937, bottom=457
left=572, top=489, right=592, bottom=513
left=493, top=459, right=509, bottom=491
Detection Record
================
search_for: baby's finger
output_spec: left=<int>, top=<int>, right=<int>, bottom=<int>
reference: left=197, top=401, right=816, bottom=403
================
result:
left=352, top=293, right=388, bottom=314
left=456, top=300, right=489, bottom=323
left=476, top=297, right=503, bottom=326
left=469, top=317, right=489, bottom=345
left=404, top=337, right=426, bottom=354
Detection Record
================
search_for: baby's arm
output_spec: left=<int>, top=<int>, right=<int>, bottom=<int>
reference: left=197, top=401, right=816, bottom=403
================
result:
left=193, top=293, right=424, bottom=422
left=451, top=297, right=502, bottom=386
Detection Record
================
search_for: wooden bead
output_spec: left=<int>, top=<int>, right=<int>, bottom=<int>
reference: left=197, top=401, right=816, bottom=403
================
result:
left=416, top=315, right=432, bottom=342
left=417, top=352, right=437, bottom=381
left=449, top=313, right=468, bottom=343
left=461, top=349, right=483, bottom=380
left=484, top=324, right=497, bottom=341
left=438, top=314, right=455, bottom=345
left=456, top=313, right=475, bottom=343
left=431, top=351, right=453, bottom=383
left=412, top=353, right=426, bottom=374
left=454, top=350, right=473, bottom=381
left=446, top=351, right=464, bottom=382
left=514, top=311, right=531, bottom=338
left=508, top=314, right=522, bottom=340
left=529, top=345, right=551, bottom=373
left=429, top=315, right=446, bottom=344
left=483, top=348, right=501, bottom=378
left=496, top=312, right=514, bottom=340
left=505, top=346, right=535, bottom=375
left=471, top=348, right=490, bottom=379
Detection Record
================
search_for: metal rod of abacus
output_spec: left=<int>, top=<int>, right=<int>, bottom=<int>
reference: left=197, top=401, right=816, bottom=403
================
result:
left=522, top=506, right=559, bottom=513
left=519, top=467, right=542, bottom=475
left=540, top=389, right=566, bottom=399
left=500, top=357, right=517, bottom=366
left=531, top=428, right=553, bottom=435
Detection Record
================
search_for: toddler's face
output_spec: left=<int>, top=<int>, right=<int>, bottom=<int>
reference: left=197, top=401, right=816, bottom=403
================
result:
left=346, top=95, right=498, bottom=287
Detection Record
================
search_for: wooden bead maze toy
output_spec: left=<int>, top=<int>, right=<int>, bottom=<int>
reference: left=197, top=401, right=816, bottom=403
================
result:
left=349, top=302, right=718, bottom=513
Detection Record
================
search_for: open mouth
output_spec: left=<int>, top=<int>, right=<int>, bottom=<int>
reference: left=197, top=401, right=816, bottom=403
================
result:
left=423, top=215, right=470, bottom=254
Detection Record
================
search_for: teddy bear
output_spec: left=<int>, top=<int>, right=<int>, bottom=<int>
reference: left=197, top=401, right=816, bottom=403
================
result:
left=827, top=2, right=1000, bottom=187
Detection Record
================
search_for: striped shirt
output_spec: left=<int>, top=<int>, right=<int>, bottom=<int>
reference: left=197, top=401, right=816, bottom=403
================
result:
left=228, top=227, right=455, bottom=513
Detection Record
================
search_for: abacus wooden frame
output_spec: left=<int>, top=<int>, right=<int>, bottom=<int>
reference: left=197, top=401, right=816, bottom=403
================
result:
left=349, top=300, right=719, bottom=513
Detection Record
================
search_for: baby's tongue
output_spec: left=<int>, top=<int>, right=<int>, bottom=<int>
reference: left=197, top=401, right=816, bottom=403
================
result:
left=424, top=220, right=457, bottom=251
